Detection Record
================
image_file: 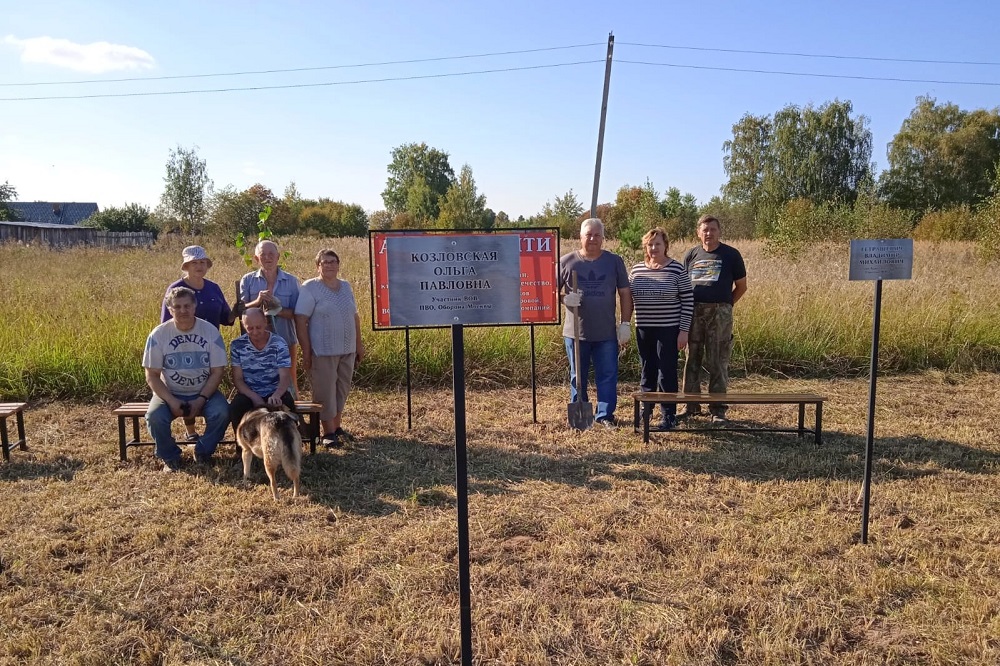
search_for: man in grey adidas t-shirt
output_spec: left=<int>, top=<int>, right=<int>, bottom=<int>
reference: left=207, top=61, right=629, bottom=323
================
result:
left=560, top=218, right=633, bottom=427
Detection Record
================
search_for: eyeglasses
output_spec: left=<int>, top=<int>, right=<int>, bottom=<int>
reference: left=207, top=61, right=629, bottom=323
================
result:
left=319, top=259, right=339, bottom=266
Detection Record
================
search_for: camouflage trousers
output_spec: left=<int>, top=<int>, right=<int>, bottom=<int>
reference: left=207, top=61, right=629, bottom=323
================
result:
left=682, top=302, right=734, bottom=417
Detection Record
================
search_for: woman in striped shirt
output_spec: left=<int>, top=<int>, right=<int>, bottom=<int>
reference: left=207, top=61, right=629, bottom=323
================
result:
left=629, top=228, right=694, bottom=430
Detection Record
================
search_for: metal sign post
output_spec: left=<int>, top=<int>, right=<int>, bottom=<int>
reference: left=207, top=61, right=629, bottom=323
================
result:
left=452, top=323, right=473, bottom=666
left=849, top=239, right=913, bottom=544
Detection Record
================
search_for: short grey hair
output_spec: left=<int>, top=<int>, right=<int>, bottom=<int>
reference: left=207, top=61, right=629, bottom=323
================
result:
left=254, top=239, right=279, bottom=256
left=242, top=307, right=265, bottom=324
left=580, top=217, right=604, bottom=236
left=165, top=286, right=196, bottom=309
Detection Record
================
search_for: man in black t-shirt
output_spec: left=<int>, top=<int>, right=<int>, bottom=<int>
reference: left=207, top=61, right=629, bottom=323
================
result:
left=680, top=215, right=747, bottom=421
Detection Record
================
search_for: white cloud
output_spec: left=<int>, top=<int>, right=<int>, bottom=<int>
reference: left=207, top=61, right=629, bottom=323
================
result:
left=3, top=35, right=154, bottom=73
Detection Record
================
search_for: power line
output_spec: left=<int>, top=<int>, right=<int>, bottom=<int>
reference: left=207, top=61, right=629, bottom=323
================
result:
left=618, top=42, right=1000, bottom=67
left=0, top=60, right=604, bottom=101
left=0, top=43, right=605, bottom=87
left=618, top=60, right=1000, bottom=87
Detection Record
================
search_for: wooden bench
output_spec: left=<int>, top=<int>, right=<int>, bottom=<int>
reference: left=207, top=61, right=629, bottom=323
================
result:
left=631, top=392, right=826, bottom=445
left=1, top=402, right=29, bottom=462
left=113, top=401, right=323, bottom=461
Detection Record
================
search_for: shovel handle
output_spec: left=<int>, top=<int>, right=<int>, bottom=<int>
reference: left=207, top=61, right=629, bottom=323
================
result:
left=571, top=270, right=584, bottom=405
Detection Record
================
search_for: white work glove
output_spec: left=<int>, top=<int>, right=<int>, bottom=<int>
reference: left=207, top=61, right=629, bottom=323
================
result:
left=617, top=322, right=632, bottom=345
left=563, top=290, right=583, bottom=308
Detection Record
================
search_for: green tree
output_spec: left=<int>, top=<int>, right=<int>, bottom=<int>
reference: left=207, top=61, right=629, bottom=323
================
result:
left=405, top=178, right=438, bottom=227
left=81, top=203, right=157, bottom=235
left=278, top=181, right=306, bottom=234
left=300, top=200, right=369, bottom=237
left=880, top=96, right=1000, bottom=213
left=437, top=164, right=491, bottom=229
left=157, top=145, right=213, bottom=234
left=0, top=180, right=18, bottom=221
left=381, top=142, right=455, bottom=220
left=531, top=189, right=585, bottom=238
left=369, top=209, right=392, bottom=230
left=207, top=184, right=284, bottom=238
left=723, top=100, right=873, bottom=229
left=660, top=187, right=699, bottom=239
left=607, top=182, right=662, bottom=239
left=721, top=113, right=772, bottom=223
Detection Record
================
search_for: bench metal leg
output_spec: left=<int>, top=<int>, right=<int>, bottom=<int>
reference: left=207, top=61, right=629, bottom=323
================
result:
left=1, top=418, right=9, bottom=462
left=798, top=403, right=805, bottom=439
left=643, top=407, right=651, bottom=444
left=305, top=412, right=319, bottom=454
left=815, top=402, right=823, bottom=446
left=118, top=415, right=128, bottom=461
left=17, top=411, right=26, bottom=451
left=633, top=398, right=639, bottom=434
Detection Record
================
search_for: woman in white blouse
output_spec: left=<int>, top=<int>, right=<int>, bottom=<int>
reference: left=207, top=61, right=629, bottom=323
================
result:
left=294, top=248, right=366, bottom=448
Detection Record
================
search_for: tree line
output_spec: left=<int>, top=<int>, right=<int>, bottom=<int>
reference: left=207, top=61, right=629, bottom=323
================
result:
left=3, top=95, right=997, bottom=259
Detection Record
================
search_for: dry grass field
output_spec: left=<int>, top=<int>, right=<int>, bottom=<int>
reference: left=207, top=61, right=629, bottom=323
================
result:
left=2, top=238, right=998, bottom=400
left=2, top=372, right=999, bottom=665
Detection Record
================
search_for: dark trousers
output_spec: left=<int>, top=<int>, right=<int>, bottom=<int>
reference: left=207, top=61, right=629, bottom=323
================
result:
left=636, top=325, right=680, bottom=419
left=229, top=390, right=295, bottom=433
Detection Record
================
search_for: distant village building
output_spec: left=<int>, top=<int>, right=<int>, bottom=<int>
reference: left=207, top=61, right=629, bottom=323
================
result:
left=0, top=201, right=153, bottom=248
left=6, top=202, right=99, bottom=226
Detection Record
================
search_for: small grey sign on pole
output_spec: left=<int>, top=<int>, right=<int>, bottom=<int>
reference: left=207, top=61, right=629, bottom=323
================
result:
left=850, top=238, right=913, bottom=544
left=849, top=239, right=913, bottom=281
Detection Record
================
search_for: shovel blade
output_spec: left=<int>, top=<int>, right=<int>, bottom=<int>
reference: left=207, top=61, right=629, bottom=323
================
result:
left=568, top=401, right=594, bottom=430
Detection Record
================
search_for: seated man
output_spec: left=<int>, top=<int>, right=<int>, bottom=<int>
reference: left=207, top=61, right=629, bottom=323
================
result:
left=229, top=307, right=295, bottom=432
left=143, top=286, right=230, bottom=471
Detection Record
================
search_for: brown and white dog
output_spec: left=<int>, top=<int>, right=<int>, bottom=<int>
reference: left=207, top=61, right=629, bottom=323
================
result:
left=235, top=406, right=302, bottom=500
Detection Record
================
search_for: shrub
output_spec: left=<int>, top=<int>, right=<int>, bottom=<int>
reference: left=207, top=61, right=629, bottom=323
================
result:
left=82, top=203, right=158, bottom=236
left=913, top=206, right=978, bottom=241
left=853, top=198, right=913, bottom=240
left=977, top=172, right=1000, bottom=262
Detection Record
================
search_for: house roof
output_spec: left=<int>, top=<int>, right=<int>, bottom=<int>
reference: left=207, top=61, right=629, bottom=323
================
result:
left=7, top=202, right=99, bottom=226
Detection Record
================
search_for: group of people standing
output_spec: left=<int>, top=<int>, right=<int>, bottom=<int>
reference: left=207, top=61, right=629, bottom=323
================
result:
left=143, top=241, right=363, bottom=472
left=560, top=215, right=747, bottom=430
left=142, top=215, right=741, bottom=471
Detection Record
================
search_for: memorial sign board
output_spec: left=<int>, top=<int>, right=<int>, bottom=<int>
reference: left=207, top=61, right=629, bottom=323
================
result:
left=371, top=229, right=559, bottom=328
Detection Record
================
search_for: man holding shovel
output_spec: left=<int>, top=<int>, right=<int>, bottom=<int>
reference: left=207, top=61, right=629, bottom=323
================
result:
left=560, top=218, right=633, bottom=429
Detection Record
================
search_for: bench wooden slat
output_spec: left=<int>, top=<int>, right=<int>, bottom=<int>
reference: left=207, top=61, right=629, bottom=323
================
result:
left=632, top=392, right=825, bottom=404
left=631, top=392, right=825, bottom=445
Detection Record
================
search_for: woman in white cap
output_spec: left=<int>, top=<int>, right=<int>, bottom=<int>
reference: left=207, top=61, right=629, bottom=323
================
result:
left=161, top=245, right=243, bottom=441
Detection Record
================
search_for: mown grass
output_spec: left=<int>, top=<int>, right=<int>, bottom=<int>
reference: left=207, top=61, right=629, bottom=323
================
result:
left=2, top=374, right=999, bottom=664
left=1, top=237, right=999, bottom=400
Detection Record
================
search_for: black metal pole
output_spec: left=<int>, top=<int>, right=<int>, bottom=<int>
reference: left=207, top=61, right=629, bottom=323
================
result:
left=405, top=327, right=412, bottom=430
left=590, top=33, right=614, bottom=217
left=530, top=324, right=538, bottom=424
left=861, top=279, right=882, bottom=544
left=452, top=324, right=473, bottom=666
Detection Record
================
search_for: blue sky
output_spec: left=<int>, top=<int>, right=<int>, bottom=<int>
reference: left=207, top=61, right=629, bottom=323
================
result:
left=2, top=0, right=999, bottom=219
